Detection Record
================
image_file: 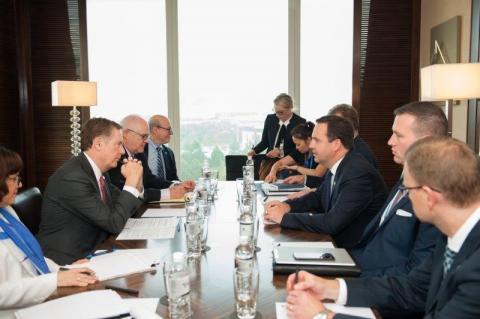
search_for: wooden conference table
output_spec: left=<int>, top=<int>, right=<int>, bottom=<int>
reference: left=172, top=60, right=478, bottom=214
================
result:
left=58, top=181, right=335, bottom=318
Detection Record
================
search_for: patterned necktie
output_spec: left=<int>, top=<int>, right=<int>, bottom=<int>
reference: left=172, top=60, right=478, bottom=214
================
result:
left=443, top=246, right=457, bottom=278
left=379, top=188, right=406, bottom=226
left=156, top=146, right=166, bottom=179
left=99, top=175, right=108, bottom=203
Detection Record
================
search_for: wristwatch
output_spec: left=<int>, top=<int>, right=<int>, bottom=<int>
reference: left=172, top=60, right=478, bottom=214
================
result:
left=313, top=310, right=329, bottom=319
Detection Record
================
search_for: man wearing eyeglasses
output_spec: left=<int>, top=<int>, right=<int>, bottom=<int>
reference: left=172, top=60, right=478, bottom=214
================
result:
left=349, top=102, right=447, bottom=280
left=145, top=115, right=194, bottom=190
left=108, top=114, right=193, bottom=202
left=285, top=137, right=480, bottom=319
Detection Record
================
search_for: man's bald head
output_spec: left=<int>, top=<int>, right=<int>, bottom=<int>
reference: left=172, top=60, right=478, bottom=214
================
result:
left=149, top=115, right=173, bottom=144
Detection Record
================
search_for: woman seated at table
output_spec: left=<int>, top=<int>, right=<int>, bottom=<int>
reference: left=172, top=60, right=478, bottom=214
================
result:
left=0, top=146, right=96, bottom=309
left=264, top=122, right=326, bottom=188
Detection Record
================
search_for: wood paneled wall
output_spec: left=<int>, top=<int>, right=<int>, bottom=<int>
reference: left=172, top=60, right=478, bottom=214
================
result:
left=0, top=0, right=83, bottom=190
left=357, top=0, right=420, bottom=187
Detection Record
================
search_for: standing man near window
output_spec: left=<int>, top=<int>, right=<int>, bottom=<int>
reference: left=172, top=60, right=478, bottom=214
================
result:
left=248, top=93, right=306, bottom=180
left=145, top=115, right=194, bottom=190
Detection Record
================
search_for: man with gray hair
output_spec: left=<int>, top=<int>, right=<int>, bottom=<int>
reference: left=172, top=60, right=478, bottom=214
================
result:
left=108, top=114, right=193, bottom=202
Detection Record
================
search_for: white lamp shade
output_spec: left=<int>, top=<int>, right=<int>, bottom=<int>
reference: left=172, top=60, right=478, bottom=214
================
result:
left=420, top=63, right=480, bottom=101
left=51, top=80, right=97, bottom=106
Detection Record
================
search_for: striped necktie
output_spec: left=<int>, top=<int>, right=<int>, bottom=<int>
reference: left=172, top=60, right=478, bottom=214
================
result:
left=443, top=246, right=457, bottom=278
left=156, top=146, right=166, bottom=179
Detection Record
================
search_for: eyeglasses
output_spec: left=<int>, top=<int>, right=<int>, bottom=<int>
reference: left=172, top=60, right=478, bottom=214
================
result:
left=6, top=174, right=22, bottom=185
left=272, top=108, right=290, bottom=116
left=399, top=184, right=442, bottom=194
left=127, top=128, right=149, bottom=140
left=156, top=126, right=173, bottom=135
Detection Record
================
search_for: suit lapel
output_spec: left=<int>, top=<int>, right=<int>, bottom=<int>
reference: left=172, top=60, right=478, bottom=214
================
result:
left=425, top=221, right=480, bottom=313
left=356, top=179, right=404, bottom=245
left=79, top=153, right=102, bottom=194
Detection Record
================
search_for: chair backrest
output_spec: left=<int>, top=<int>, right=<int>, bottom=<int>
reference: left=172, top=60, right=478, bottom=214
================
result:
left=225, top=155, right=247, bottom=181
left=225, top=154, right=266, bottom=181
left=12, top=187, right=42, bottom=235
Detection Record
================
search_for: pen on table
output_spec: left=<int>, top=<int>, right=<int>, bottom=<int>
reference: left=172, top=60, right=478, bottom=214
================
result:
left=86, top=248, right=115, bottom=259
left=294, top=266, right=299, bottom=285
left=105, top=284, right=139, bottom=295
left=263, top=196, right=269, bottom=203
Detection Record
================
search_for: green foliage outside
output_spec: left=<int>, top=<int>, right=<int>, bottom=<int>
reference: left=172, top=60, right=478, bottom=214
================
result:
left=179, top=121, right=253, bottom=181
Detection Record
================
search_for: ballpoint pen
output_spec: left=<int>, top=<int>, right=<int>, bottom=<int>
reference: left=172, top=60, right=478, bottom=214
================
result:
left=86, top=248, right=115, bottom=259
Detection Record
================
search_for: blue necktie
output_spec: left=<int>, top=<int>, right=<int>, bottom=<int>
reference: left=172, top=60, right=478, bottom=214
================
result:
left=156, top=146, right=166, bottom=179
left=0, top=208, right=50, bottom=274
left=443, top=246, right=456, bottom=278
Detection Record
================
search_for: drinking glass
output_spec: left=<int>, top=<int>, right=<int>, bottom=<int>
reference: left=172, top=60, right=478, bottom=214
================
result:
left=233, top=269, right=259, bottom=319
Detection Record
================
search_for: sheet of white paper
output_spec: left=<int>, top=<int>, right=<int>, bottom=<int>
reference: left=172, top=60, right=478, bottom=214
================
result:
left=142, top=208, right=186, bottom=218
left=15, top=290, right=128, bottom=319
left=276, top=302, right=375, bottom=319
left=124, top=298, right=162, bottom=319
left=67, top=250, right=154, bottom=281
left=124, top=217, right=178, bottom=228
left=117, top=217, right=178, bottom=240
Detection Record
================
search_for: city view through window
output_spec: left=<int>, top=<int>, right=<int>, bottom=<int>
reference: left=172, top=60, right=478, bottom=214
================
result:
left=88, top=0, right=353, bottom=181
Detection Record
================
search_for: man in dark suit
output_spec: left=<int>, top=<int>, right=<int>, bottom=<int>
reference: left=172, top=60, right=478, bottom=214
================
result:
left=328, top=104, right=378, bottom=169
left=285, top=137, right=480, bottom=319
left=38, top=118, right=144, bottom=265
left=144, top=115, right=191, bottom=185
left=248, top=93, right=306, bottom=179
left=350, top=102, right=446, bottom=277
left=264, top=116, right=387, bottom=249
left=108, top=115, right=194, bottom=202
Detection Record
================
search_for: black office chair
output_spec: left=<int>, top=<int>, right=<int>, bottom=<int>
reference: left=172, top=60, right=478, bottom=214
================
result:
left=225, top=155, right=247, bottom=181
left=12, top=187, right=43, bottom=235
left=225, top=154, right=266, bottom=181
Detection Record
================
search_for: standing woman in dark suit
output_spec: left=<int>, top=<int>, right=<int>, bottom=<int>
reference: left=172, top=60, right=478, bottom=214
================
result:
left=247, top=93, right=306, bottom=180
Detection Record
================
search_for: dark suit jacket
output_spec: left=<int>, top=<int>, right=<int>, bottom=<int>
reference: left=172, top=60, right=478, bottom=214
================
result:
left=108, top=147, right=172, bottom=202
left=281, top=151, right=388, bottom=248
left=350, top=179, right=440, bottom=277
left=143, top=143, right=179, bottom=181
left=37, top=153, right=142, bottom=265
left=253, top=113, right=306, bottom=157
left=337, top=219, right=480, bottom=319
left=353, top=136, right=378, bottom=169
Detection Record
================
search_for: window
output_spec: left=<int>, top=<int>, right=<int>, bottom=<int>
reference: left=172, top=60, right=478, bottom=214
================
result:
left=300, top=0, right=353, bottom=121
left=86, top=0, right=354, bottom=180
left=87, top=0, right=168, bottom=122
left=178, top=0, right=288, bottom=180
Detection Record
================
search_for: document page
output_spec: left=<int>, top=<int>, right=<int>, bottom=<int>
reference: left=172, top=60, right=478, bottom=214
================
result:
left=142, top=208, right=186, bottom=218
left=117, top=217, right=178, bottom=240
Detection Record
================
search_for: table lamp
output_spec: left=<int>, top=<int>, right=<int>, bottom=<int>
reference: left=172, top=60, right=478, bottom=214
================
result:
left=51, top=80, right=97, bottom=156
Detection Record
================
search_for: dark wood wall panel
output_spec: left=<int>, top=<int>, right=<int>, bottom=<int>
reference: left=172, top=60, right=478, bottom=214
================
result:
left=0, top=0, right=20, bottom=151
left=30, top=0, right=79, bottom=189
left=358, top=0, right=420, bottom=187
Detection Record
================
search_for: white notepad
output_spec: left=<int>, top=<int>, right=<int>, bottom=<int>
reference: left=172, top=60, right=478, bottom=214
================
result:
left=67, top=250, right=156, bottom=281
